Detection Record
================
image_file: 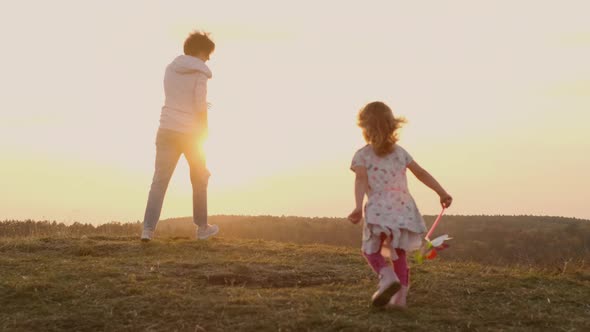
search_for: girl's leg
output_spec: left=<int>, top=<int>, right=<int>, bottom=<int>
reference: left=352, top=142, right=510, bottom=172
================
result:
left=363, top=232, right=401, bottom=307
left=389, top=248, right=410, bottom=308
left=363, top=251, right=389, bottom=274
left=392, top=248, right=409, bottom=286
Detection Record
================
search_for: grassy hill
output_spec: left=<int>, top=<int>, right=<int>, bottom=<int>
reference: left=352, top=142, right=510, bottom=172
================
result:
left=1, top=236, right=589, bottom=331
left=3, top=214, right=589, bottom=269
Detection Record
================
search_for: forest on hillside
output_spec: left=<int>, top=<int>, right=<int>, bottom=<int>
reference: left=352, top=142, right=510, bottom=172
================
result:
left=1, top=215, right=588, bottom=270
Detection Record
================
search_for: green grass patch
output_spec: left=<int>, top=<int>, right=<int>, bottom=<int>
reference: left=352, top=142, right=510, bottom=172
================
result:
left=1, top=236, right=589, bottom=331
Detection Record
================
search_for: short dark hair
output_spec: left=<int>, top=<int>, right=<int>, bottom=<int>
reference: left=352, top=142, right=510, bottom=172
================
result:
left=184, top=31, right=215, bottom=57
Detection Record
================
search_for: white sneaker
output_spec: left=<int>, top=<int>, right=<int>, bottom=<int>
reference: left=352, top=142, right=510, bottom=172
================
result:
left=141, top=229, right=154, bottom=242
left=371, top=266, right=401, bottom=307
left=388, top=285, right=409, bottom=309
left=196, top=224, right=219, bottom=240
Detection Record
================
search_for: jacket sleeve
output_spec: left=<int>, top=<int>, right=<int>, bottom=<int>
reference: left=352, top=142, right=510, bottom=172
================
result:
left=194, top=73, right=208, bottom=113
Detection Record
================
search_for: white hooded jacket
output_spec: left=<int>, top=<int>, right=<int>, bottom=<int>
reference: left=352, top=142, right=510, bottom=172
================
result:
left=159, top=55, right=212, bottom=133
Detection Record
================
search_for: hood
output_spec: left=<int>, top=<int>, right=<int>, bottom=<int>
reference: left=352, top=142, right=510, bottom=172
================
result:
left=168, top=55, right=212, bottom=78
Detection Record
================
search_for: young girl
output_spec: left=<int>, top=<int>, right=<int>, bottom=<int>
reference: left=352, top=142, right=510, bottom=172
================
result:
left=348, top=101, right=452, bottom=308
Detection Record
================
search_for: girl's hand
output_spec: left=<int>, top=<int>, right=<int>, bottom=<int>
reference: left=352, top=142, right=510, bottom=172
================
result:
left=348, top=207, right=363, bottom=224
left=440, top=193, right=453, bottom=208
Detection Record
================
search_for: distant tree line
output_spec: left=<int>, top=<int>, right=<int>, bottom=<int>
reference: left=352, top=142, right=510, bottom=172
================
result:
left=1, top=215, right=588, bottom=270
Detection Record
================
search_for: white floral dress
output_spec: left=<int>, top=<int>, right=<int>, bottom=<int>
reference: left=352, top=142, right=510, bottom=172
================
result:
left=351, top=144, right=427, bottom=258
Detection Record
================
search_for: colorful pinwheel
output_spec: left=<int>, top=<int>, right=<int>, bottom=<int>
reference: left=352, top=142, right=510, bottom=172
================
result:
left=414, top=208, right=452, bottom=264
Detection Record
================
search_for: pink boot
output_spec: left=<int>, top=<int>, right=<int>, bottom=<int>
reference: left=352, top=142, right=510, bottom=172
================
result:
left=388, top=249, right=409, bottom=309
left=372, top=266, right=401, bottom=307
left=388, top=284, right=409, bottom=309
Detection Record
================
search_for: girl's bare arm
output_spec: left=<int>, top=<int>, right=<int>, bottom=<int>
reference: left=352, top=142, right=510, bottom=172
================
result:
left=348, top=166, right=369, bottom=223
left=354, top=166, right=369, bottom=209
left=407, top=160, right=453, bottom=208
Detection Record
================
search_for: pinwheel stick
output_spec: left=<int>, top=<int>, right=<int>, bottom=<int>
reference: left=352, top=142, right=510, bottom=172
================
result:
left=425, top=208, right=446, bottom=241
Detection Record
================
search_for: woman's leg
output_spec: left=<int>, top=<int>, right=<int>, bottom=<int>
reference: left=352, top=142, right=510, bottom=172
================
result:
left=143, top=130, right=182, bottom=232
left=183, top=138, right=209, bottom=228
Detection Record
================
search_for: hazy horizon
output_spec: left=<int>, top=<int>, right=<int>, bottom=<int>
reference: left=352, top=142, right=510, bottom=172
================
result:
left=4, top=212, right=590, bottom=226
left=1, top=1, right=589, bottom=224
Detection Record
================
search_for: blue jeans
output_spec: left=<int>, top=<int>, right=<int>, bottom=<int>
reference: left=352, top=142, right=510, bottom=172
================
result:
left=143, top=128, right=209, bottom=231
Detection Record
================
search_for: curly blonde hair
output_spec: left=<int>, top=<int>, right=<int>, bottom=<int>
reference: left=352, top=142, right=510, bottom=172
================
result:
left=357, top=101, right=406, bottom=157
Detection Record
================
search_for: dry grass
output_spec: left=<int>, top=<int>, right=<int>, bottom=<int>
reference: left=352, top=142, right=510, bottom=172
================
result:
left=3, top=215, right=588, bottom=270
left=1, top=236, right=589, bottom=331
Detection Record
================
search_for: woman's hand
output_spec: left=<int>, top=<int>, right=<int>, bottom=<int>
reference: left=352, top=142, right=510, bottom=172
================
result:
left=348, top=207, right=363, bottom=224
left=439, top=192, right=453, bottom=208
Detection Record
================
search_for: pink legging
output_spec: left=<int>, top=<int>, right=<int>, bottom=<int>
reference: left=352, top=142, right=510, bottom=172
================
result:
left=363, top=248, right=410, bottom=286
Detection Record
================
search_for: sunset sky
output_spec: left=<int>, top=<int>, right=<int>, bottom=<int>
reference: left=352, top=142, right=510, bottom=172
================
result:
left=1, top=1, right=589, bottom=224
